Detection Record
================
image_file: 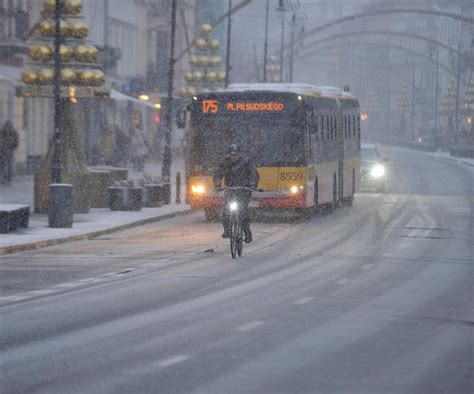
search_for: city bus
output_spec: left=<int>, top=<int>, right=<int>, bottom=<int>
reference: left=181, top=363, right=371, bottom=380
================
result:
left=185, top=83, right=360, bottom=220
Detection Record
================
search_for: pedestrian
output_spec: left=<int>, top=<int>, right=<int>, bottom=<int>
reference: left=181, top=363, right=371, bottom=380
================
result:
left=0, top=120, right=19, bottom=185
left=129, top=125, right=148, bottom=171
left=114, top=126, right=130, bottom=167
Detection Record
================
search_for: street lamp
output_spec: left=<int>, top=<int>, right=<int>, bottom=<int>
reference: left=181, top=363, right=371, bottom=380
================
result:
left=276, top=0, right=288, bottom=81
left=288, top=6, right=307, bottom=83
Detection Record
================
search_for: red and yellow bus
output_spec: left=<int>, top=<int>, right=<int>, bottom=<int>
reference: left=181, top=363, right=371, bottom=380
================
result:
left=186, top=83, right=360, bottom=220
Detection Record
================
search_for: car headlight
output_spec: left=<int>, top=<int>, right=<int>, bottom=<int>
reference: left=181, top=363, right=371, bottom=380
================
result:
left=229, top=201, right=238, bottom=211
left=371, top=164, right=385, bottom=178
left=191, top=184, right=206, bottom=194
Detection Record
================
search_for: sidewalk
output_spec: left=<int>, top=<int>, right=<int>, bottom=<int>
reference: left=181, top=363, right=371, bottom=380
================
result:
left=385, top=146, right=474, bottom=168
left=0, top=159, right=191, bottom=255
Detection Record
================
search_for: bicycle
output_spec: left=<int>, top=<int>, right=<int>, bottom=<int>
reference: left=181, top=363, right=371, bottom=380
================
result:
left=218, top=187, right=254, bottom=259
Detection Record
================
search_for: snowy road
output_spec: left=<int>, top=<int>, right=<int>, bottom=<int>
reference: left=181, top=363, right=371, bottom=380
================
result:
left=1, top=147, right=473, bottom=393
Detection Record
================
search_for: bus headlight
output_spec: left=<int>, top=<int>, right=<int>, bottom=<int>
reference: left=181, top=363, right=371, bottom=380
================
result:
left=371, top=164, right=385, bottom=178
left=191, top=184, right=206, bottom=194
left=290, top=185, right=305, bottom=194
left=229, top=201, right=239, bottom=211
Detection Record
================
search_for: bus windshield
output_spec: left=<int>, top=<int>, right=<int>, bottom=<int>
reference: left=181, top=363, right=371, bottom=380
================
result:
left=192, top=113, right=306, bottom=171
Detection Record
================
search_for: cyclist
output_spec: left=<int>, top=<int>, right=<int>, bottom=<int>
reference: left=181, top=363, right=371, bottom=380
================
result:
left=214, top=143, right=259, bottom=243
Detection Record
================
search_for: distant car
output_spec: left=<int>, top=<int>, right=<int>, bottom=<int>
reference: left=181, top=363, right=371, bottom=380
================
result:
left=360, top=145, right=387, bottom=193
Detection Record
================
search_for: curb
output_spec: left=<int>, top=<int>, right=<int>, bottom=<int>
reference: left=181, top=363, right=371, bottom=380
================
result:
left=0, top=208, right=193, bottom=256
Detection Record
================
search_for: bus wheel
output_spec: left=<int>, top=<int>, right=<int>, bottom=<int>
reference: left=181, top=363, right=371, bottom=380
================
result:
left=204, top=208, right=219, bottom=222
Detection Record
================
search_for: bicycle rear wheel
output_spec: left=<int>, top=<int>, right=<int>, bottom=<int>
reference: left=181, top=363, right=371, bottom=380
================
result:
left=230, top=216, right=238, bottom=259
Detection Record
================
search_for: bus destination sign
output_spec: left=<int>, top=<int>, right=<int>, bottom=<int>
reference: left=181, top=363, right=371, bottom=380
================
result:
left=202, top=99, right=284, bottom=114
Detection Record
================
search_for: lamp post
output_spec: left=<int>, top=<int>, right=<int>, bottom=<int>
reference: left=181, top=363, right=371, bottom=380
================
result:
left=288, top=5, right=306, bottom=83
left=276, top=0, right=287, bottom=81
left=225, top=0, right=232, bottom=88
left=52, top=1, right=62, bottom=184
left=162, top=0, right=177, bottom=190
left=262, top=0, right=270, bottom=82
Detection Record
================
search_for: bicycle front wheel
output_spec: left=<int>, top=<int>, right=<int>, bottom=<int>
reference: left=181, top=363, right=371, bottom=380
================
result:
left=230, top=216, right=238, bottom=259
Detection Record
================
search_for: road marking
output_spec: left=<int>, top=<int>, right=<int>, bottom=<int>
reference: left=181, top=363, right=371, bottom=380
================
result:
left=294, top=297, right=315, bottom=305
left=155, top=355, right=190, bottom=368
left=361, top=264, right=374, bottom=270
left=55, top=282, right=83, bottom=288
left=337, top=278, right=349, bottom=285
left=26, top=289, right=56, bottom=296
left=78, top=277, right=103, bottom=283
left=236, top=320, right=265, bottom=331
left=0, top=295, right=30, bottom=302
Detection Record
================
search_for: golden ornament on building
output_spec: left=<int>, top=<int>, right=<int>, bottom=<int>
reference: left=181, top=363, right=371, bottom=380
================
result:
left=29, top=45, right=53, bottom=62
left=200, top=87, right=211, bottom=93
left=74, top=45, right=88, bottom=62
left=85, top=46, right=98, bottom=62
left=38, top=69, right=55, bottom=84
left=39, top=20, right=55, bottom=37
left=60, top=68, right=76, bottom=84
left=43, top=0, right=61, bottom=13
left=91, top=70, right=105, bottom=86
left=22, top=70, right=38, bottom=84
left=184, top=72, right=194, bottom=83
left=206, top=71, right=217, bottom=83
left=201, top=24, right=212, bottom=35
left=60, top=45, right=73, bottom=61
left=64, top=0, right=82, bottom=14
left=193, top=71, right=204, bottom=82
left=199, top=56, right=209, bottom=67
left=69, top=22, right=88, bottom=39
left=189, top=56, right=199, bottom=66
left=188, top=86, right=197, bottom=96
left=178, top=87, right=188, bottom=97
left=208, top=39, right=220, bottom=51
left=77, top=70, right=94, bottom=85
left=59, top=20, right=71, bottom=36
left=210, top=55, right=222, bottom=67
left=217, top=71, right=226, bottom=82
left=195, top=38, right=208, bottom=51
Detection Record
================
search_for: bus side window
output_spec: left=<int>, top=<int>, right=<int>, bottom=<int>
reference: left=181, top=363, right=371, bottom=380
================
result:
left=329, top=116, right=333, bottom=141
left=315, top=111, right=319, bottom=141
left=347, top=115, right=352, bottom=138
left=357, top=115, right=361, bottom=140
left=344, top=115, right=347, bottom=139
left=326, top=115, right=330, bottom=141
left=334, top=116, right=337, bottom=139
left=352, top=115, right=356, bottom=137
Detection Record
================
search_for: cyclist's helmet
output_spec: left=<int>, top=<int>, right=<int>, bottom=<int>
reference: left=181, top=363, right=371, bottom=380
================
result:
left=228, top=143, right=240, bottom=154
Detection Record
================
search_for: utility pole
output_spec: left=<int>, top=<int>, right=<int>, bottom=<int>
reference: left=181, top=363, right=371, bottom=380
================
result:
left=289, top=12, right=295, bottom=83
left=454, top=29, right=463, bottom=142
left=225, top=0, right=232, bottom=88
left=162, top=0, right=177, bottom=189
left=277, top=0, right=286, bottom=82
left=434, top=44, right=440, bottom=147
left=411, top=55, right=416, bottom=141
left=263, top=0, right=270, bottom=82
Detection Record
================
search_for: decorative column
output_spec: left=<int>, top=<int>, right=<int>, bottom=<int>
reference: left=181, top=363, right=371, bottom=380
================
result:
left=17, top=0, right=109, bottom=218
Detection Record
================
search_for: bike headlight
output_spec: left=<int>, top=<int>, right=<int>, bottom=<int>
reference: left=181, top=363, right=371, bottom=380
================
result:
left=191, top=184, right=206, bottom=194
left=371, top=164, right=385, bottom=178
left=229, top=201, right=239, bottom=211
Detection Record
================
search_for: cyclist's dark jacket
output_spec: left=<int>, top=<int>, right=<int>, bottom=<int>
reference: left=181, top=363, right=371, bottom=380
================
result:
left=214, top=154, right=259, bottom=189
